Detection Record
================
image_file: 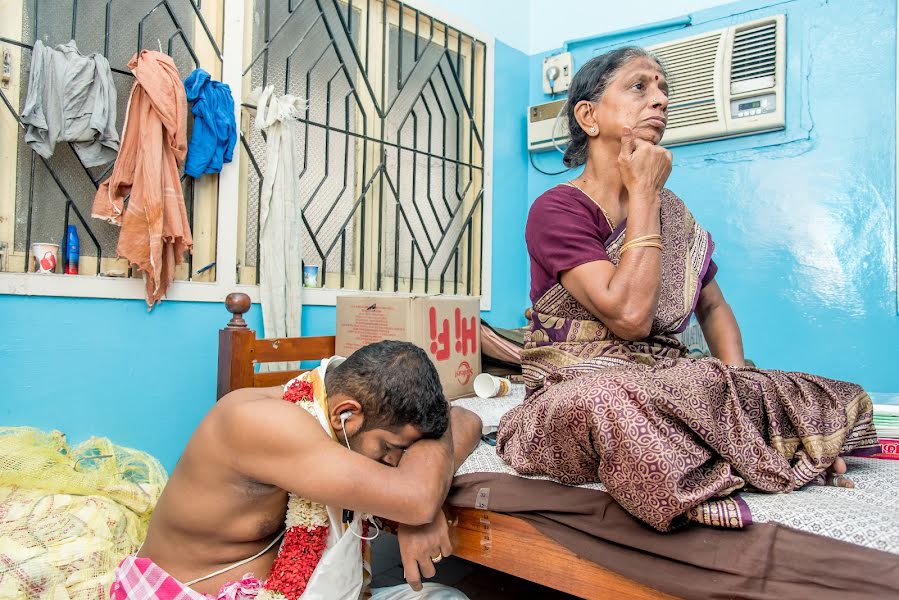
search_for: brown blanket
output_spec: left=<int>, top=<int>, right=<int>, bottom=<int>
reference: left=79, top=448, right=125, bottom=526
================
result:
left=449, top=467, right=899, bottom=600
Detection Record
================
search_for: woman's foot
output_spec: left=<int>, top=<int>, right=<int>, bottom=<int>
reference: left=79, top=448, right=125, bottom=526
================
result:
left=822, top=456, right=855, bottom=489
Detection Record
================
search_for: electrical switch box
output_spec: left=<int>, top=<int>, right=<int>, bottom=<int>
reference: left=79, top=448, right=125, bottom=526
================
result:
left=542, top=52, right=573, bottom=95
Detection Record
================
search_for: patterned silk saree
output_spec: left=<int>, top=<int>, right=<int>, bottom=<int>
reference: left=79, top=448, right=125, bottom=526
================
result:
left=497, top=190, right=880, bottom=532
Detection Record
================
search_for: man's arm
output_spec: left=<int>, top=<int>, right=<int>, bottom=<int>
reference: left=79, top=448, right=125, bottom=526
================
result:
left=449, top=406, right=483, bottom=470
left=374, top=405, right=483, bottom=532
left=225, top=397, right=456, bottom=526
left=396, top=406, right=482, bottom=591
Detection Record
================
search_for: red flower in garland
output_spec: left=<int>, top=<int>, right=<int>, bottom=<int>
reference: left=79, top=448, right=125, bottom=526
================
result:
left=261, top=526, right=329, bottom=600
left=283, top=379, right=314, bottom=404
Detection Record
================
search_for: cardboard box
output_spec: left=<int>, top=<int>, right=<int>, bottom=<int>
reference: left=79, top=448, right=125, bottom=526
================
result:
left=335, top=295, right=481, bottom=399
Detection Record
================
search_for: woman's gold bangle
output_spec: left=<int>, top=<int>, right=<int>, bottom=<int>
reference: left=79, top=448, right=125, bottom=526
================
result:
left=620, top=241, right=663, bottom=256
left=623, top=234, right=662, bottom=246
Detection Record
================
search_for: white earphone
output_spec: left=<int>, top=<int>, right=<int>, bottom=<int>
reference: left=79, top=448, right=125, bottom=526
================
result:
left=337, top=408, right=380, bottom=541
left=339, top=411, right=352, bottom=450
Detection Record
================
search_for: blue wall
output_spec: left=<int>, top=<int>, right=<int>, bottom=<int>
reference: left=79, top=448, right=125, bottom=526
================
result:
left=3, top=0, right=897, bottom=471
left=481, top=41, right=531, bottom=327
left=527, top=0, right=898, bottom=392
left=0, top=40, right=529, bottom=472
left=0, top=296, right=333, bottom=471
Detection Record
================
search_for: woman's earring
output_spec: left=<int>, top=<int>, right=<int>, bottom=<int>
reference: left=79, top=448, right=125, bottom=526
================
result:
left=589, top=126, right=597, bottom=135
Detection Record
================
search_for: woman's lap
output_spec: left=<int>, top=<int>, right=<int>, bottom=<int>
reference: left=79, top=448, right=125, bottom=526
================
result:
left=497, top=357, right=878, bottom=531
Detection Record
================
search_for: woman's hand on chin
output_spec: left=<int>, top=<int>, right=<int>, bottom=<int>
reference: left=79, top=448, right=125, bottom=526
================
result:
left=617, top=126, right=672, bottom=198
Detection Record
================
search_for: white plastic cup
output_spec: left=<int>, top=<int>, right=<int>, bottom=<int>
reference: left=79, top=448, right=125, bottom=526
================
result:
left=32, top=243, right=59, bottom=273
left=474, top=373, right=511, bottom=399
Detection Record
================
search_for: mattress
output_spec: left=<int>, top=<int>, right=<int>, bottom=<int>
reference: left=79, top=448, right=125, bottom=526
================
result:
left=450, top=386, right=899, bottom=600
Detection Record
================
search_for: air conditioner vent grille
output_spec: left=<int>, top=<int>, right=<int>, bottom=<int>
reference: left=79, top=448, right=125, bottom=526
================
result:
left=731, top=22, right=777, bottom=83
left=655, top=33, right=722, bottom=129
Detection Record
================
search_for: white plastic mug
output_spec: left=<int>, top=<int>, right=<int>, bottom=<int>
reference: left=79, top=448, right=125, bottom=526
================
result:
left=474, top=373, right=511, bottom=399
left=32, top=243, right=59, bottom=273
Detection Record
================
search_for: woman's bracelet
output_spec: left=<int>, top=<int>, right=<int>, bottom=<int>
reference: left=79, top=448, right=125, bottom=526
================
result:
left=620, top=241, right=663, bottom=256
left=620, top=234, right=662, bottom=254
left=623, top=234, right=662, bottom=246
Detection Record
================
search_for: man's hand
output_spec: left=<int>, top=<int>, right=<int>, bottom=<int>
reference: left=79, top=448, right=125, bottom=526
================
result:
left=398, top=509, right=453, bottom=591
left=392, top=407, right=478, bottom=591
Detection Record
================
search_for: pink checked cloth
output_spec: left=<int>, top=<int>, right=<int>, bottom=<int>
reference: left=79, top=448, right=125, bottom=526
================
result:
left=110, top=556, right=262, bottom=600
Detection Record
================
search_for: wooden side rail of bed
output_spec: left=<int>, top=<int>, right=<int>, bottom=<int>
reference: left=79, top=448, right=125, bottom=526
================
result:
left=216, top=292, right=675, bottom=600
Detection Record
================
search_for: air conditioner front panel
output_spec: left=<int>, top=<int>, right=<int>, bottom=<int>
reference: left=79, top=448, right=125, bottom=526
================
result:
left=652, top=30, right=725, bottom=146
left=650, top=14, right=786, bottom=147
left=723, top=15, right=786, bottom=137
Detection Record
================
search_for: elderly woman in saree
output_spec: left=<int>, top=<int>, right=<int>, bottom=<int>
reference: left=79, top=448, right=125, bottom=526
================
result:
left=496, top=46, right=880, bottom=533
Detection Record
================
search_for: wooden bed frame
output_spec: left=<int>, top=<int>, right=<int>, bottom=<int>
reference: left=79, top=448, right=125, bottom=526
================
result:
left=217, top=293, right=675, bottom=600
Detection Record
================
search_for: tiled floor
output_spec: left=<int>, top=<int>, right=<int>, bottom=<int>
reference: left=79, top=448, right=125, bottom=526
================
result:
left=371, top=533, right=578, bottom=599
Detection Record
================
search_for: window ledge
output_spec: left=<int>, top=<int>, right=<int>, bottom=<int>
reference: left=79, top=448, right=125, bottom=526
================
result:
left=0, top=272, right=492, bottom=309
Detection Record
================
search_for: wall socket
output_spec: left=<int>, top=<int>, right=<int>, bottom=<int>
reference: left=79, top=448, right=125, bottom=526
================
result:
left=542, top=52, right=573, bottom=95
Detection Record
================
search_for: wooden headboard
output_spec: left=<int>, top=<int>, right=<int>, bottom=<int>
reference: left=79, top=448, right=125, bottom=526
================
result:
left=216, top=292, right=336, bottom=399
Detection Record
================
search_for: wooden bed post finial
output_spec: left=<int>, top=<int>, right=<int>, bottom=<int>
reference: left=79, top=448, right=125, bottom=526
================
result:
left=219, top=292, right=256, bottom=400
left=225, top=293, right=251, bottom=328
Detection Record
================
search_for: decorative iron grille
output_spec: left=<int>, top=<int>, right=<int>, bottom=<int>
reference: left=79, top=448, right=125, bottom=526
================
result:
left=0, top=0, right=222, bottom=280
left=239, top=0, right=487, bottom=295
left=0, top=1, right=489, bottom=299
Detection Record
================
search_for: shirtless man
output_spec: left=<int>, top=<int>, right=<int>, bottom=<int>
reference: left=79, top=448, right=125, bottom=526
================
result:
left=111, top=340, right=482, bottom=599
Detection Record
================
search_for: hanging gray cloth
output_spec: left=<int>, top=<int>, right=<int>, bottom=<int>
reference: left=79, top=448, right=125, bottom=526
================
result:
left=21, top=39, right=119, bottom=167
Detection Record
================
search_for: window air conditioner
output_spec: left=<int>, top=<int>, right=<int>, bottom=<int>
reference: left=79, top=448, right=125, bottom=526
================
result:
left=649, top=14, right=786, bottom=147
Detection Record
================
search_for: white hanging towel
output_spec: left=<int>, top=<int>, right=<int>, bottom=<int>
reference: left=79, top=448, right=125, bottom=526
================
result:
left=253, top=86, right=307, bottom=372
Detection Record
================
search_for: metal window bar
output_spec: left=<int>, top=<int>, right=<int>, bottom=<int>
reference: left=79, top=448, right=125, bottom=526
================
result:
left=240, top=0, right=486, bottom=296
left=0, top=0, right=221, bottom=281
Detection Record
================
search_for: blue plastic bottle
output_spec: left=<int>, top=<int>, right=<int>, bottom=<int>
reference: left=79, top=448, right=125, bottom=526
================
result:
left=64, top=225, right=79, bottom=274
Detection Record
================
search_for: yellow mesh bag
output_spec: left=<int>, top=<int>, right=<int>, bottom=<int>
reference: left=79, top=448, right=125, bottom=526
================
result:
left=0, top=427, right=168, bottom=600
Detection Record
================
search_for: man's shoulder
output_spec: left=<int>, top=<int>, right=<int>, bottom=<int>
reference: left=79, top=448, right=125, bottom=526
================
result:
left=215, top=388, right=328, bottom=449
left=181, top=389, right=330, bottom=492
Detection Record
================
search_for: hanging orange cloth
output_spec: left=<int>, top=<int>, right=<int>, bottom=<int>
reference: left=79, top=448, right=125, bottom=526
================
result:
left=91, top=50, right=191, bottom=308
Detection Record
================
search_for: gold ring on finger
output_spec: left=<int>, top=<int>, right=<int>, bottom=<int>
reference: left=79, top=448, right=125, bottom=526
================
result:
left=431, top=552, right=443, bottom=563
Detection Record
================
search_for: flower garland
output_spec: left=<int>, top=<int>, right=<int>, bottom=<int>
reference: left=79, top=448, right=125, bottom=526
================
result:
left=256, top=376, right=371, bottom=600
left=256, top=378, right=331, bottom=600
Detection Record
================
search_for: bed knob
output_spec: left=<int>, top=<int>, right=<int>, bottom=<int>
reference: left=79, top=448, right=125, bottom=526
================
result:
left=225, top=292, right=251, bottom=328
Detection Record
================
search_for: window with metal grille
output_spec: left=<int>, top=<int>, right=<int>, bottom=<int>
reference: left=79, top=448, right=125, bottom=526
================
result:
left=0, top=1, right=492, bottom=304
left=238, top=0, right=488, bottom=297
left=0, top=0, right=223, bottom=289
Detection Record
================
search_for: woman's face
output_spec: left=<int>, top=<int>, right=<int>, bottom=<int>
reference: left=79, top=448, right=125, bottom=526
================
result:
left=591, top=57, right=670, bottom=145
